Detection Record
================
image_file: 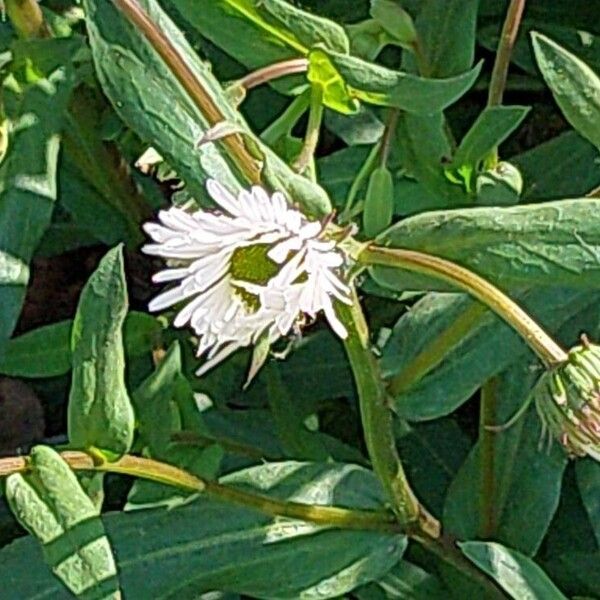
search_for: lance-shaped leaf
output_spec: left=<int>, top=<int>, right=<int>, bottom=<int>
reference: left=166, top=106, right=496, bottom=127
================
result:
left=3, top=462, right=405, bottom=599
left=0, top=68, right=71, bottom=359
left=382, top=288, right=596, bottom=421
left=450, top=106, right=530, bottom=170
left=0, top=312, right=161, bottom=379
left=404, top=0, right=479, bottom=77
left=373, top=198, right=600, bottom=292
left=127, top=343, right=223, bottom=511
left=83, top=0, right=331, bottom=217
left=68, top=245, right=135, bottom=456
left=169, top=0, right=349, bottom=65
left=5, top=446, right=120, bottom=598
left=325, top=51, right=482, bottom=114
left=532, top=32, right=600, bottom=151
left=460, top=542, right=568, bottom=600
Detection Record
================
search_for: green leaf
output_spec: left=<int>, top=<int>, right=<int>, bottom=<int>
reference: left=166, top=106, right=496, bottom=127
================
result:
left=460, top=541, right=568, bottom=600
left=532, top=32, right=600, bottom=151
left=0, top=70, right=71, bottom=359
left=451, top=106, right=530, bottom=169
left=324, top=107, right=384, bottom=146
left=308, top=49, right=360, bottom=114
left=395, top=418, right=470, bottom=515
left=370, top=0, right=417, bottom=49
left=326, top=51, right=482, bottom=113
left=381, top=289, right=596, bottom=420
left=355, top=560, right=448, bottom=599
left=250, top=0, right=349, bottom=53
left=84, top=0, right=332, bottom=217
left=374, top=199, right=600, bottom=292
left=3, top=462, right=406, bottom=599
left=408, top=0, right=479, bottom=77
left=0, top=312, right=161, bottom=379
left=515, top=132, right=600, bottom=201
left=395, top=112, right=468, bottom=205
left=444, top=365, right=568, bottom=555
left=83, top=0, right=241, bottom=199
left=5, top=445, right=120, bottom=599
left=128, top=342, right=222, bottom=510
left=576, top=459, right=600, bottom=546
left=170, top=0, right=349, bottom=62
left=265, top=367, right=330, bottom=461
left=68, top=245, right=135, bottom=456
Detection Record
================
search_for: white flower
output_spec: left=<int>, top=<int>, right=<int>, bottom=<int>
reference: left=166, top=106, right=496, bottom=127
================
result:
left=143, top=179, right=352, bottom=376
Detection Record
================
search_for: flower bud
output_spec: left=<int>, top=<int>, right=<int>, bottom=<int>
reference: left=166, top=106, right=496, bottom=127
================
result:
left=535, top=338, right=600, bottom=460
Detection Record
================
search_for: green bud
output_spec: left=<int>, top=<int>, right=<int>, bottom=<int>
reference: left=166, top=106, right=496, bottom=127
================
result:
left=370, top=0, right=418, bottom=49
left=476, top=161, right=523, bottom=206
left=535, top=338, right=600, bottom=460
left=363, top=165, right=394, bottom=237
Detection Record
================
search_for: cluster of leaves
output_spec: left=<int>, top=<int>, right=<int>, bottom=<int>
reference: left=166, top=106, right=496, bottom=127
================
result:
left=0, top=0, right=600, bottom=598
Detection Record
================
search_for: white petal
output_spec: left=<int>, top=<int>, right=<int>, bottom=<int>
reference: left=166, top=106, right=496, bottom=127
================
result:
left=196, top=342, right=243, bottom=376
left=152, top=268, right=190, bottom=283
left=268, top=237, right=303, bottom=263
left=206, top=179, right=241, bottom=216
left=322, top=295, right=348, bottom=339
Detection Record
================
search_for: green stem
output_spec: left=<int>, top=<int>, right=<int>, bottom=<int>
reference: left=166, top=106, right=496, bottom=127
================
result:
left=341, top=143, right=380, bottom=222
left=379, top=108, right=399, bottom=168
left=338, top=294, right=440, bottom=538
left=488, top=0, right=527, bottom=107
left=260, top=90, right=310, bottom=146
left=358, top=244, right=568, bottom=367
left=0, top=451, right=401, bottom=533
left=0, top=450, right=504, bottom=594
left=479, top=378, right=498, bottom=539
left=293, top=83, right=324, bottom=175
left=112, top=0, right=262, bottom=184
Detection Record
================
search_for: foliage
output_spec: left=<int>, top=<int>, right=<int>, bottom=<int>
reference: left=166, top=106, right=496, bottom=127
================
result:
left=0, top=0, right=600, bottom=598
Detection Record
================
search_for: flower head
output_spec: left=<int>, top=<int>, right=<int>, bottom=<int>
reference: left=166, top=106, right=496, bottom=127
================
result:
left=535, top=337, right=600, bottom=460
left=143, top=180, right=351, bottom=375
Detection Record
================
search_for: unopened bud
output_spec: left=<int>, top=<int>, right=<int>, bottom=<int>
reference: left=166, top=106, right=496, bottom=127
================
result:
left=535, top=337, right=600, bottom=461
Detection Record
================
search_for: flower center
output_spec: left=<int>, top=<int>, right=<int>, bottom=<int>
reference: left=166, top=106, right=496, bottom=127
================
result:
left=230, top=243, right=281, bottom=285
left=229, top=243, right=283, bottom=314
left=232, top=285, right=262, bottom=313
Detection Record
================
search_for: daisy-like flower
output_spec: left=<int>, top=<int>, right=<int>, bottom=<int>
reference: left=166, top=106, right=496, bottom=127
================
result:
left=143, top=180, right=352, bottom=376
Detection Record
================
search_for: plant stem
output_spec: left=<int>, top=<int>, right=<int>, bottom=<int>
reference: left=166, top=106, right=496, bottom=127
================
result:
left=112, top=0, right=262, bottom=184
left=260, top=91, right=310, bottom=146
left=0, top=451, right=402, bottom=534
left=488, top=0, right=527, bottom=107
left=359, top=244, right=567, bottom=367
left=235, top=58, right=308, bottom=92
left=293, top=83, right=324, bottom=174
left=338, top=293, right=440, bottom=538
left=379, top=109, right=400, bottom=167
left=341, top=143, right=380, bottom=222
left=479, top=378, right=498, bottom=539
left=0, top=450, right=504, bottom=594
